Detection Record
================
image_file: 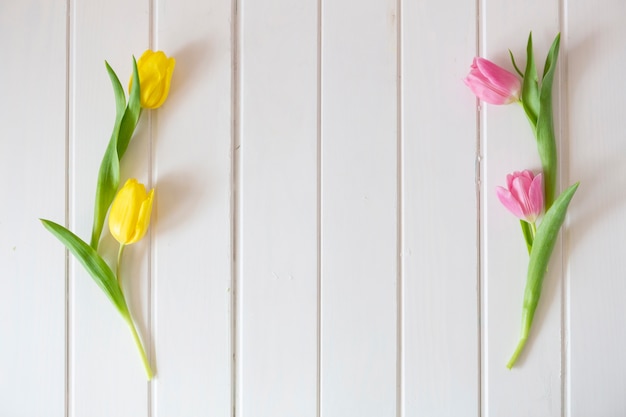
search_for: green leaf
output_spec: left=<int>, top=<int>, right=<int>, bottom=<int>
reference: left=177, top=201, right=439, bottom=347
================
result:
left=106, top=61, right=127, bottom=121
left=521, top=32, right=540, bottom=128
left=90, top=58, right=143, bottom=250
left=507, top=182, right=579, bottom=368
left=509, top=50, right=524, bottom=78
left=91, top=138, right=121, bottom=249
left=41, top=219, right=130, bottom=318
left=535, top=33, right=561, bottom=209
left=519, top=219, right=534, bottom=255
left=90, top=62, right=127, bottom=249
left=525, top=180, right=576, bottom=313
left=117, top=57, right=142, bottom=159
left=542, top=33, right=561, bottom=79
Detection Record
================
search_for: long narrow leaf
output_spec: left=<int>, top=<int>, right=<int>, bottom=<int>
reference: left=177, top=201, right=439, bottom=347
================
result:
left=508, top=50, right=524, bottom=78
left=41, top=219, right=129, bottom=317
left=91, top=139, right=120, bottom=249
left=535, top=33, right=561, bottom=209
left=507, top=182, right=579, bottom=368
left=117, top=57, right=142, bottom=159
left=90, top=62, right=127, bottom=249
left=525, top=181, right=576, bottom=308
left=106, top=61, right=126, bottom=120
left=520, top=32, right=540, bottom=127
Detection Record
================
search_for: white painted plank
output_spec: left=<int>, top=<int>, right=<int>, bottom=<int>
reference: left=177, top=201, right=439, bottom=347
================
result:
left=0, top=2, right=67, bottom=416
left=237, top=0, right=319, bottom=415
left=400, top=0, right=479, bottom=415
left=481, top=2, right=563, bottom=415
left=151, top=0, right=233, bottom=415
left=70, top=0, right=151, bottom=415
left=566, top=0, right=626, bottom=415
left=320, top=1, right=398, bottom=416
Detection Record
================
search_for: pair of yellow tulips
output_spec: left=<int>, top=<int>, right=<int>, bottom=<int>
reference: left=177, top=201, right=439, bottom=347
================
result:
left=109, top=50, right=174, bottom=247
left=42, top=48, right=175, bottom=381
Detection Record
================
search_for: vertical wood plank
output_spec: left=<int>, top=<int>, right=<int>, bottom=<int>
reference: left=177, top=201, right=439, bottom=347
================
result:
left=0, top=2, right=67, bottom=416
left=237, top=0, right=319, bottom=415
left=480, top=2, right=563, bottom=416
left=70, top=0, right=150, bottom=415
left=320, top=1, right=398, bottom=415
left=566, top=0, right=626, bottom=414
left=401, top=0, right=479, bottom=415
left=151, top=0, right=233, bottom=415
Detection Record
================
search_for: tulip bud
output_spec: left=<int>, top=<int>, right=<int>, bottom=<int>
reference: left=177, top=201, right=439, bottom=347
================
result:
left=464, top=57, right=521, bottom=105
left=130, top=50, right=176, bottom=109
left=109, top=179, right=154, bottom=245
left=496, top=170, right=544, bottom=223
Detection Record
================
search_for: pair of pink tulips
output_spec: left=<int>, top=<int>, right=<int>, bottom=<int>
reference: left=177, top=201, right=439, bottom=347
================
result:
left=465, top=57, right=544, bottom=228
left=463, top=34, right=579, bottom=370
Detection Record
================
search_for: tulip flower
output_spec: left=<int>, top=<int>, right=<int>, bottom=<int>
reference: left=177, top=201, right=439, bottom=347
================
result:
left=464, top=57, right=521, bottom=105
left=109, top=178, right=154, bottom=246
left=496, top=170, right=544, bottom=224
left=131, top=49, right=175, bottom=109
left=108, top=178, right=155, bottom=380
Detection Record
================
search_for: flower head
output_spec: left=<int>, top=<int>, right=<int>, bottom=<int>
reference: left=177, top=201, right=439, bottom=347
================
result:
left=130, top=50, right=175, bottom=109
left=464, top=57, right=521, bottom=105
left=496, top=170, right=544, bottom=223
left=109, top=179, right=154, bottom=245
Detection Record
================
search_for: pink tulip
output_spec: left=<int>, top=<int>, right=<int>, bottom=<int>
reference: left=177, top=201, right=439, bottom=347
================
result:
left=496, top=170, right=544, bottom=223
left=464, top=57, right=521, bottom=105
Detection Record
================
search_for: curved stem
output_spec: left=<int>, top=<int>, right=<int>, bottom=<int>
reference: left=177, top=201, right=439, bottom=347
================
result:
left=125, top=315, right=153, bottom=380
left=116, top=243, right=152, bottom=379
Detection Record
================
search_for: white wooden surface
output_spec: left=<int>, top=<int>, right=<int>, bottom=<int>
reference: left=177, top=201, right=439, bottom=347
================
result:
left=1, top=0, right=626, bottom=416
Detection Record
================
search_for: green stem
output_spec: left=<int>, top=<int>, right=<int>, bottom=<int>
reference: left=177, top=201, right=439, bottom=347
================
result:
left=507, top=307, right=533, bottom=369
left=116, top=243, right=126, bottom=286
left=125, top=315, right=153, bottom=380
left=507, top=335, right=528, bottom=369
left=116, top=242, right=152, bottom=379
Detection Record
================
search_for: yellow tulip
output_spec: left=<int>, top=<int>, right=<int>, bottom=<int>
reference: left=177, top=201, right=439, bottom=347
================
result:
left=130, top=50, right=175, bottom=109
left=109, top=179, right=154, bottom=245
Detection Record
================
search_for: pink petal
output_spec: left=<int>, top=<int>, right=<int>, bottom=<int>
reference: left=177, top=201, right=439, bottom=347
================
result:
left=520, top=170, right=534, bottom=181
left=506, top=172, right=517, bottom=189
left=528, top=173, right=544, bottom=217
left=510, top=176, right=535, bottom=221
left=474, top=58, right=521, bottom=102
left=464, top=74, right=512, bottom=105
left=496, top=186, right=525, bottom=219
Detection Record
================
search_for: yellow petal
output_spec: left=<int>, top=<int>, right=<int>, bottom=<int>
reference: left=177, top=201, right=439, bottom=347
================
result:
left=131, top=50, right=176, bottom=109
left=109, top=179, right=149, bottom=245
left=127, top=188, right=154, bottom=244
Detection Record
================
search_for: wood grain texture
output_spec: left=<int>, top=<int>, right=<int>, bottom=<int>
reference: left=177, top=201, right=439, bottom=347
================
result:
left=0, top=1, right=67, bottom=415
left=320, top=0, right=398, bottom=415
left=237, top=0, right=319, bottom=415
left=2, top=0, right=626, bottom=415
left=401, top=0, right=479, bottom=415
left=151, top=0, right=234, bottom=415
left=567, top=0, right=626, bottom=415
